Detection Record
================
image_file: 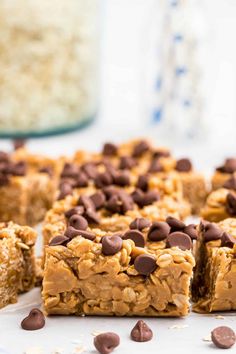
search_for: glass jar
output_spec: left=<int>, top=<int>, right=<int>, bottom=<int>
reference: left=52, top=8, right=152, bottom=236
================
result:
left=0, top=0, right=100, bottom=137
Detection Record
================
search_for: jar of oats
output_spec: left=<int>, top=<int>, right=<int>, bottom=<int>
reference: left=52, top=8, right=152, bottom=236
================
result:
left=0, top=0, right=100, bottom=137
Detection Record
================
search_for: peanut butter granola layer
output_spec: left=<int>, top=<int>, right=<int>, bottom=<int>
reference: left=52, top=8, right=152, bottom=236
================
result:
left=192, top=218, right=236, bottom=313
left=0, top=222, right=36, bottom=309
left=43, top=175, right=190, bottom=248
left=42, top=216, right=195, bottom=317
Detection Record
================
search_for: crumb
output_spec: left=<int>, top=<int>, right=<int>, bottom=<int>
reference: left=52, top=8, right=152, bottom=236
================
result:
left=24, top=347, right=43, bottom=354
left=168, top=324, right=189, bottom=329
left=72, top=346, right=86, bottom=354
left=215, top=315, right=225, bottom=319
left=202, top=335, right=211, bottom=342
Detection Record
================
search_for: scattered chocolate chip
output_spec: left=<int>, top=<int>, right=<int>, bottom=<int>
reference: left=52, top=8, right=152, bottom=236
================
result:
left=102, top=235, right=123, bottom=255
left=0, top=151, right=9, bottom=162
left=95, top=171, right=113, bottom=188
left=140, top=190, right=160, bottom=207
left=221, top=232, right=236, bottom=248
left=119, top=156, right=136, bottom=170
left=81, top=162, right=98, bottom=179
left=211, top=326, right=236, bottom=349
left=129, top=218, right=151, bottom=231
left=61, top=163, right=79, bottom=179
left=10, top=161, right=27, bottom=176
left=49, top=235, right=69, bottom=246
left=152, top=150, right=170, bottom=159
left=13, top=139, right=26, bottom=150
left=217, top=158, right=236, bottom=174
left=166, top=216, right=185, bottom=232
left=119, top=191, right=134, bottom=213
left=176, top=158, right=192, bottom=172
left=64, top=206, right=84, bottom=219
left=130, top=320, right=153, bottom=342
left=122, top=230, right=145, bottom=247
left=85, top=209, right=100, bottom=224
left=94, top=332, right=120, bottom=354
left=183, top=224, right=198, bottom=240
left=78, top=195, right=95, bottom=211
left=21, top=308, right=45, bottom=331
left=113, top=170, right=130, bottom=187
left=65, top=226, right=96, bottom=241
left=102, top=143, right=118, bottom=156
left=39, top=166, right=53, bottom=177
left=90, top=191, right=106, bottom=210
left=131, top=188, right=144, bottom=205
left=75, top=172, right=88, bottom=188
left=102, top=185, right=119, bottom=198
left=0, top=173, right=9, bottom=186
left=148, top=158, right=163, bottom=173
left=226, top=192, right=236, bottom=216
left=106, top=191, right=133, bottom=215
left=134, top=254, right=157, bottom=275
left=202, top=222, right=222, bottom=242
left=223, top=176, right=236, bottom=190
left=132, top=140, right=150, bottom=157
left=69, top=214, right=88, bottom=230
left=148, top=221, right=170, bottom=241
left=58, top=181, right=73, bottom=200
left=166, top=232, right=192, bottom=250
left=136, top=174, right=149, bottom=192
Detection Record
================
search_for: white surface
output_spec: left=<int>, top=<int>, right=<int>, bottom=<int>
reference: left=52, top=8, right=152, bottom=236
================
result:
left=0, top=288, right=236, bottom=354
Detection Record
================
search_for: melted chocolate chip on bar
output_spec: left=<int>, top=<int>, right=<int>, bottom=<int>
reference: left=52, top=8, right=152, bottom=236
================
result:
left=202, top=222, right=222, bottom=242
left=94, top=332, right=120, bottom=354
left=78, top=195, right=100, bottom=224
left=122, top=230, right=145, bottom=247
left=106, top=191, right=134, bottom=214
left=147, top=221, right=170, bottom=241
left=129, top=218, right=151, bottom=231
left=21, top=308, right=45, bottom=331
left=130, top=320, right=153, bottom=342
left=221, top=232, right=236, bottom=248
left=65, top=206, right=84, bottom=219
left=132, top=140, right=150, bottom=158
left=223, top=176, right=236, bottom=190
left=134, top=254, right=157, bottom=276
left=102, top=235, right=122, bottom=255
left=166, top=232, right=192, bottom=251
left=183, top=224, right=198, bottom=240
left=131, top=189, right=159, bottom=208
left=226, top=192, right=236, bottom=216
left=94, top=171, right=113, bottom=188
left=90, top=191, right=106, bottom=210
left=152, top=149, right=170, bottom=159
left=175, top=158, right=192, bottom=172
left=75, top=171, right=88, bottom=188
left=136, top=174, right=149, bottom=192
left=166, top=216, right=186, bottom=232
left=102, top=142, right=118, bottom=156
left=65, top=226, right=96, bottom=241
left=81, top=162, right=98, bottom=179
left=69, top=214, right=88, bottom=230
left=49, top=235, right=69, bottom=246
left=58, top=181, right=73, bottom=200
left=61, top=163, right=79, bottom=179
left=148, top=158, right=163, bottom=173
left=216, top=158, right=236, bottom=174
left=119, top=156, right=136, bottom=170
left=113, top=170, right=130, bottom=187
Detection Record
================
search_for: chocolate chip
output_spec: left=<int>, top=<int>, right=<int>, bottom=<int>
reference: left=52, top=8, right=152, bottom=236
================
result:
left=13, top=139, right=26, bottom=150
left=85, top=209, right=100, bottom=224
left=39, top=166, right=53, bottom=177
left=94, top=171, right=113, bottom=188
left=58, top=181, right=73, bottom=200
left=113, top=170, right=130, bottom=187
left=211, top=326, right=236, bottom=349
left=61, top=163, right=79, bottom=179
left=102, top=185, right=119, bottom=198
left=221, top=232, right=236, bottom=248
left=176, top=158, right=192, bottom=172
left=152, top=150, right=170, bottom=159
left=148, top=158, right=163, bottom=173
left=129, top=218, right=151, bottom=231
left=64, top=206, right=84, bottom=219
left=166, top=216, right=185, bottom=232
left=148, top=221, right=170, bottom=241
left=69, top=214, right=88, bottom=230
left=65, top=226, right=96, bottom=241
left=217, top=158, right=236, bottom=174
left=134, top=254, right=157, bottom=275
left=0, top=173, right=9, bottom=186
left=223, top=176, right=236, bottom=190
left=94, top=332, right=120, bottom=354
left=183, top=224, right=198, bottom=240
left=119, top=191, right=134, bottom=213
left=119, top=156, right=136, bottom=170
left=132, top=140, right=150, bottom=157
left=75, top=172, right=88, bottom=188
left=131, top=189, right=144, bottom=205
left=81, top=162, right=98, bottom=179
left=21, top=308, right=45, bottom=331
left=122, top=230, right=145, bottom=247
left=106, top=191, right=133, bottom=214
left=0, top=151, right=9, bottom=162
left=130, top=320, right=153, bottom=342
left=102, top=235, right=122, bottom=255
left=10, top=161, right=27, bottom=176
left=202, top=222, right=222, bottom=242
left=166, top=232, right=192, bottom=250
left=226, top=192, right=236, bottom=216
left=90, top=191, right=106, bottom=210
left=136, top=174, right=149, bottom=192
left=140, top=190, right=160, bottom=207
left=78, top=195, right=95, bottom=211
left=49, top=235, right=69, bottom=246
left=102, top=143, right=118, bottom=156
